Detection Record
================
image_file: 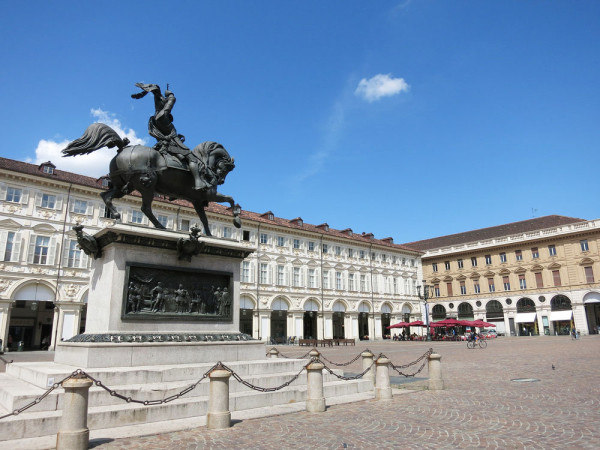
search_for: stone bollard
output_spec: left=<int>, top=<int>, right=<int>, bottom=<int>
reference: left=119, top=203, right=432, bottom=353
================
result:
left=428, top=353, right=444, bottom=390
left=375, top=357, right=392, bottom=400
left=309, top=349, right=320, bottom=359
left=207, top=367, right=232, bottom=429
left=305, top=359, right=326, bottom=412
left=56, top=375, right=93, bottom=450
left=361, top=350, right=375, bottom=389
left=268, top=348, right=280, bottom=359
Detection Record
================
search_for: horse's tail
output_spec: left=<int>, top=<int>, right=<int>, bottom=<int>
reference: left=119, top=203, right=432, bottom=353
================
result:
left=62, top=123, right=130, bottom=157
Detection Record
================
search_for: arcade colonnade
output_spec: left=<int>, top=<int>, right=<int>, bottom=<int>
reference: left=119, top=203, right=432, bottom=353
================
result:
left=0, top=280, right=87, bottom=352
left=238, top=295, right=420, bottom=342
left=428, top=289, right=600, bottom=336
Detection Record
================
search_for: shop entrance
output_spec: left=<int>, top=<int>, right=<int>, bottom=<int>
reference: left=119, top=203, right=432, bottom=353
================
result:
left=583, top=292, right=600, bottom=334
left=358, top=312, right=369, bottom=340
left=303, top=312, right=317, bottom=339
left=270, top=298, right=289, bottom=344
left=239, top=296, right=254, bottom=336
left=381, top=313, right=391, bottom=338
left=332, top=312, right=345, bottom=339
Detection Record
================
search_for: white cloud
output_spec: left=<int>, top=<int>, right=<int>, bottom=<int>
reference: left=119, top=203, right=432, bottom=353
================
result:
left=355, top=74, right=409, bottom=102
left=32, top=109, right=146, bottom=178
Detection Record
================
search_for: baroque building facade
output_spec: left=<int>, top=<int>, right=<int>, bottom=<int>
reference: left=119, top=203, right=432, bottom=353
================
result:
left=406, top=216, right=600, bottom=336
left=0, top=157, right=423, bottom=351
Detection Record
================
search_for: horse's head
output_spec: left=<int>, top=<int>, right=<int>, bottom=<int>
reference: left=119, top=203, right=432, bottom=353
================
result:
left=214, top=156, right=235, bottom=185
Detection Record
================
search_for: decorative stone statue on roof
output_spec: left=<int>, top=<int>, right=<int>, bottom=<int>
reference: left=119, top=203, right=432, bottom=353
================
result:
left=61, top=83, right=241, bottom=236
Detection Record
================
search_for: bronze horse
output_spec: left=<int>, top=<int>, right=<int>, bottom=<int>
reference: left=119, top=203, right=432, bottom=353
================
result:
left=62, top=123, right=241, bottom=235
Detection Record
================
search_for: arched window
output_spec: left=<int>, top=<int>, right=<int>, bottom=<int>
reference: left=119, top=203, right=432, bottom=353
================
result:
left=432, top=304, right=446, bottom=320
left=550, top=295, right=572, bottom=311
left=516, top=298, right=536, bottom=313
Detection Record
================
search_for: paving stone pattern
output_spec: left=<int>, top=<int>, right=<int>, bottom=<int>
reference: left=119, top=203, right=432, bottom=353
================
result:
left=92, top=336, right=600, bottom=449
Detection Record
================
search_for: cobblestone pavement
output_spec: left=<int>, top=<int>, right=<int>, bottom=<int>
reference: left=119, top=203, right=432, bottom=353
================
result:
left=92, top=336, right=600, bottom=449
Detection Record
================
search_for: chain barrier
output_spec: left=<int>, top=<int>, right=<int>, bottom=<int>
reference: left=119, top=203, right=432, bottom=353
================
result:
left=0, top=348, right=436, bottom=421
left=386, top=348, right=433, bottom=378
left=0, top=355, right=13, bottom=365
left=318, top=352, right=363, bottom=367
left=220, top=362, right=306, bottom=392
left=317, top=354, right=379, bottom=381
left=266, top=347, right=312, bottom=360
left=0, top=364, right=218, bottom=421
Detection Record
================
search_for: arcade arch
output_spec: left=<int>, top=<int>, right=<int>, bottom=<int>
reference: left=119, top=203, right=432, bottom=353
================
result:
left=9, top=282, right=56, bottom=351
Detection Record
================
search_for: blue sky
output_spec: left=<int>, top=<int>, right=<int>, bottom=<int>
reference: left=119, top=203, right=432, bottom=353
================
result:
left=1, top=1, right=599, bottom=243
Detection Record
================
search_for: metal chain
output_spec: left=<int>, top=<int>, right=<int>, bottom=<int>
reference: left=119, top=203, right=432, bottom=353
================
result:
left=318, top=352, right=363, bottom=367
left=383, top=348, right=433, bottom=369
left=317, top=356, right=378, bottom=381
left=81, top=365, right=216, bottom=405
left=0, top=371, right=74, bottom=420
left=221, top=362, right=306, bottom=392
left=266, top=347, right=313, bottom=360
left=388, top=359, right=428, bottom=378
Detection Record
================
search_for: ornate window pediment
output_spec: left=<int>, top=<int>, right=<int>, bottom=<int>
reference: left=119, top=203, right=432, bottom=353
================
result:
left=531, top=264, right=544, bottom=271
left=499, top=268, right=511, bottom=275
left=457, top=274, right=467, bottom=281
left=442, top=276, right=453, bottom=282
left=470, top=272, right=480, bottom=279
left=0, top=219, right=22, bottom=229
left=579, top=257, right=594, bottom=266
left=548, top=262, right=561, bottom=270
left=483, top=271, right=495, bottom=277
left=430, top=277, right=441, bottom=283
left=514, top=266, right=527, bottom=274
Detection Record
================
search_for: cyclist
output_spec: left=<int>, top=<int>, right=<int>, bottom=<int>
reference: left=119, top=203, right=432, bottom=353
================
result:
left=469, top=329, right=477, bottom=344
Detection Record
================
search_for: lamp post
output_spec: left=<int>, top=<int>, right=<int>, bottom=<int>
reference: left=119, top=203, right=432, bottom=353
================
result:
left=417, top=280, right=434, bottom=341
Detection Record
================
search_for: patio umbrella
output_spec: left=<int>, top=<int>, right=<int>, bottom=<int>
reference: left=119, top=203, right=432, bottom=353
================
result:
left=434, top=318, right=462, bottom=327
left=407, top=320, right=425, bottom=327
left=386, top=322, right=410, bottom=329
left=472, top=319, right=496, bottom=327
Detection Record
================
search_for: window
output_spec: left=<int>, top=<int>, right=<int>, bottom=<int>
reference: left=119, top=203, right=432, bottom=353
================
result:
left=103, top=205, right=117, bottom=219
left=515, top=250, right=523, bottom=261
left=222, top=226, right=232, bottom=238
left=309, top=269, right=317, bottom=288
left=485, top=255, right=492, bottom=265
left=392, top=256, right=397, bottom=264
left=432, top=263, right=438, bottom=272
left=585, top=266, right=595, bottom=283
left=348, top=248, right=354, bottom=258
left=382, top=254, right=387, bottom=263
left=31, top=236, right=51, bottom=265
left=552, top=270, right=561, bottom=287
left=460, top=281, right=466, bottom=295
left=293, top=267, right=301, bottom=287
left=519, top=274, right=526, bottom=290
left=548, top=245, right=556, bottom=256
left=471, top=257, right=477, bottom=267
left=1, top=231, right=20, bottom=262
left=446, top=282, right=453, bottom=297
left=360, top=275, right=366, bottom=292
left=322, top=244, right=328, bottom=254
left=293, top=239, right=301, bottom=249
left=392, top=277, right=397, bottom=294
left=277, top=236, right=285, bottom=247
left=40, top=193, right=56, bottom=209
left=260, top=233, right=268, bottom=244
left=260, top=263, right=268, bottom=284
left=308, top=241, right=315, bottom=252
left=71, top=199, right=89, bottom=215
left=457, top=259, right=463, bottom=269
left=42, top=165, right=54, bottom=174
left=180, top=219, right=190, bottom=232
left=323, top=271, right=330, bottom=289
left=444, top=261, right=450, bottom=270
left=360, top=250, right=365, bottom=259
left=411, top=259, right=415, bottom=267
left=335, top=246, right=341, bottom=256
left=157, top=215, right=169, bottom=228
left=335, top=271, right=342, bottom=290
left=500, top=252, right=507, bottom=263
left=242, top=261, right=251, bottom=283
left=242, top=230, right=250, bottom=241
left=5, top=187, right=23, bottom=203
left=503, top=276, right=511, bottom=291
left=349, top=273, right=355, bottom=291
left=130, top=210, right=144, bottom=224
left=488, top=278, right=495, bottom=293
left=65, top=240, right=84, bottom=268
left=473, top=280, right=481, bottom=294
left=535, top=272, right=543, bottom=288
left=531, top=247, right=539, bottom=259
left=277, top=265, right=285, bottom=285
left=434, top=284, right=440, bottom=297
left=580, top=240, right=589, bottom=252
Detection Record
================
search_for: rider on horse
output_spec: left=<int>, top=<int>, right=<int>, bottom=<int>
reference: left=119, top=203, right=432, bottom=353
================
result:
left=132, top=83, right=210, bottom=191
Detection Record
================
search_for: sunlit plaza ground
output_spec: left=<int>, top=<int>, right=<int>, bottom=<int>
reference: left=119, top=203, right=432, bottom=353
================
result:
left=5, top=336, right=589, bottom=449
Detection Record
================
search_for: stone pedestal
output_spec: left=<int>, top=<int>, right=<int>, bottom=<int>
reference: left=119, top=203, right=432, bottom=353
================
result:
left=375, top=357, right=392, bottom=400
left=56, top=376, right=93, bottom=450
left=206, top=368, right=232, bottom=429
left=306, top=360, right=326, bottom=413
left=428, top=353, right=444, bottom=390
left=54, top=224, right=264, bottom=368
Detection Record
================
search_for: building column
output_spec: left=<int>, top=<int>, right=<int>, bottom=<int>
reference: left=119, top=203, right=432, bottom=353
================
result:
left=252, top=311, right=260, bottom=340
left=323, top=312, right=333, bottom=339
left=374, top=313, right=382, bottom=339
left=52, top=301, right=83, bottom=348
left=316, top=313, right=324, bottom=340
left=0, top=299, right=13, bottom=352
left=258, top=311, right=270, bottom=341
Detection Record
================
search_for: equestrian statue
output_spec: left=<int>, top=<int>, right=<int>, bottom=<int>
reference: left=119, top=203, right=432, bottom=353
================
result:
left=62, top=83, right=241, bottom=236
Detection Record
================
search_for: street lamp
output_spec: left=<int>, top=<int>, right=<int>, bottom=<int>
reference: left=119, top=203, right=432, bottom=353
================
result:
left=417, top=280, right=434, bottom=341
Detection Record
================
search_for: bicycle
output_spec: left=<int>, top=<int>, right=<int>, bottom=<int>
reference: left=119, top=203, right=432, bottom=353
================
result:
left=467, top=337, right=487, bottom=349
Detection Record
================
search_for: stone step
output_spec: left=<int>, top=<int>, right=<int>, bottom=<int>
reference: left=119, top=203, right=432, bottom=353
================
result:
left=0, top=368, right=348, bottom=413
left=5, top=358, right=309, bottom=389
left=0, top=377, right=373, bottom=441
